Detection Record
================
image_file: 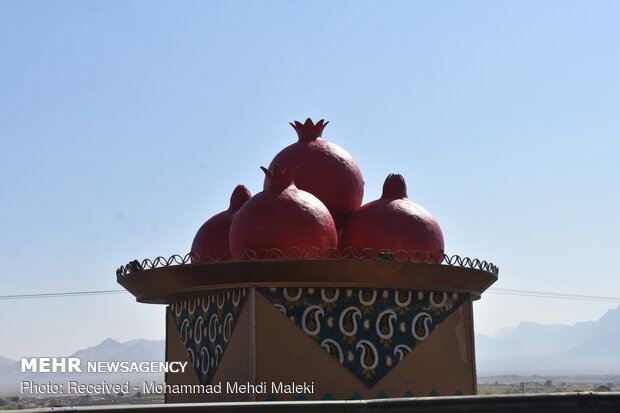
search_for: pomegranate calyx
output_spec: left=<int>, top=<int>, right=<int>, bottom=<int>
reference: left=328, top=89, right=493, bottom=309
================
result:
left=229, top=185, right=252, bottom=212
left=261, top=164, right=299, bottom=191
left=381, top=173, right=408, bottom=200
left=289, top=118, right=329, bottom=142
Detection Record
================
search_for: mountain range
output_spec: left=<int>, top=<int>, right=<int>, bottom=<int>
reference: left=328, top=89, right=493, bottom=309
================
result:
left=0, top=355, right=15, bottom=367
left=70, top=338, right=164, bottom=363
left=476, top=304, right=620, bottom=375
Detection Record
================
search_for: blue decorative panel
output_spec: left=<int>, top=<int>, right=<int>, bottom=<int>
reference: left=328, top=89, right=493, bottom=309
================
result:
left=169, top=289, right=247, bottom=385
left=258, top=287, right=466, bottom=387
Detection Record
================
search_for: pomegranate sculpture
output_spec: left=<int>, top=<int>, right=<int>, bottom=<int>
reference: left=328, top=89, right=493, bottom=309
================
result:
left=341, top=173, right=445, bottom=262
left=230, top=165, right=338, bottom=258
left=265, top=118, right=364, bottom=229
left=190, top=185, right=251, bottom=262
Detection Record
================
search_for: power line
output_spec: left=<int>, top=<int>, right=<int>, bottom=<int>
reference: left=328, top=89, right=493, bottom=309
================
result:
left=487, top=288, right=620, bottom=303
left=1, top=288, right=619, bottom=303
left=0, top=290, right=127, bottom=300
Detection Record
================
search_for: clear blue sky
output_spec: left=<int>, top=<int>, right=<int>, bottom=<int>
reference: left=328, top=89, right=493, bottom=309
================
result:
left=1, top=0, right=619, bottom=359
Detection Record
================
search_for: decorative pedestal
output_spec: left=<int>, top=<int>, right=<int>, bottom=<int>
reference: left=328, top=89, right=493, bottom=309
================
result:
left=118, top=257, right=497, bottom=402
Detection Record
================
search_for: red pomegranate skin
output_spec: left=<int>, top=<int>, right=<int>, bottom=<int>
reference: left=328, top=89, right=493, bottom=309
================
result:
left=341, top=174, right=444, bottom=262
left=230, top=165, right=337, bottom=258
left=191, top=185, right=251, bottom=262
left=265, top=118, right=364, bottom=229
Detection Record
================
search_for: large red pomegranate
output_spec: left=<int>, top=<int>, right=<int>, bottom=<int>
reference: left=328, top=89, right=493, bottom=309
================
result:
left=265, top=118, right=364, bottom=229
left=230, top=165, right=337, bottom=258
left=341, top=174, right=444, bottom=262
left=190, top=185, right=251, bottom=262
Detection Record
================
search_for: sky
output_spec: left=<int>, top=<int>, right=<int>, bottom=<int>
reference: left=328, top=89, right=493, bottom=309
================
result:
left=1, top=0, right=619, bottom=360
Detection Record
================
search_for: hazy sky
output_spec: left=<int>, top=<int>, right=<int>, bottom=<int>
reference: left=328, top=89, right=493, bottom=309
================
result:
left=1, top=0, right=619, bottom=360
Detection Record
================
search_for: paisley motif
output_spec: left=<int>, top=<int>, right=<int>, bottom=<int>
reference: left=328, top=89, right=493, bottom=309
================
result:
left=188, top=299, right=196, bottom=316
left=302, top=305, right=324, bottom=336
left=222, top=313, right=233, bottom=343
left=359, top=290, right=377, bottom=305
left=187, top=347, right=195, bottom=368
left=356, top=340, right=379, bottom=370
left=174, top=302, right=184, bottom=319
left=284, top=287, right=302, bottom=310
left=430, top=292, right=447, bottom=307
left=194, top=316, right=204, bottom=345
left=339, top=306, right=362, bottom=340
left=412, top=312, right=432, bottom=341
left=232, top=290, right=242, bottom=308
left=201, top=296, right=210, bottom=313
left=321, top=288, right=339, bottom=303
left=284, top=287, right=302, bottom=302
left=359, top=290, right=377, bottom=313
left=321, top=288, right=339, bottom=310
left=376, top=310, right=397, bottom=347
left=394, top=344, right=412, bottom=362
left=216, top=293, right=225, bottom=313
left=213, top=344, right=223, bottom=367
left=200, top=347, right=210, bottom=375
left=208, top=314, right=219, bottom=344
left=180, top=319, right=190, bottom=345
left=395, top=291, right=411, bottom=305
left=321, top=338, right=344, bottom=363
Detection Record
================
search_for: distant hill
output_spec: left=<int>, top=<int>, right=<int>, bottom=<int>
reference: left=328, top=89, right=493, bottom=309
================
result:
left=70, top=338, right=164, bottom=363
left=0, top=355, right=16, bottom=367
left=476, top=305, right=620, bottom=375
left=0, top=338, right=165, bottom=396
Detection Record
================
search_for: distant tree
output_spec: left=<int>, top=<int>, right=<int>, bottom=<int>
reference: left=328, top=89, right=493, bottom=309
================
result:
left=10, top=396, right=18, bottom=402
left=544, top=380, right=553, bottom=387
left=593, top=385, right=610, bottom=392
left=117, top=392, right=125, bottom=397
left=0, top=398, right=6, bottom=406
left=136, top=391, right=143, bottom=398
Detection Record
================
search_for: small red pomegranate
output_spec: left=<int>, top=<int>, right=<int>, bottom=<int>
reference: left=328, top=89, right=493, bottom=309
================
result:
left=341, top=174, right=444, bottom=262
left=230, top=165, right=337, bottom=258
left=190, top=185, right=251, bottom=262
left=265, top=118, right=364, bottom=229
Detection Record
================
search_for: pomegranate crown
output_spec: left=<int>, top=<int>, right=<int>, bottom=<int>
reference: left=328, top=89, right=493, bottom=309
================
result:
left=229, top=185, right=251, bottom=212
left=381, top=173, right=408, bottom=200
left=290, top=118, right=329, bottom=142
left=260, top=164, right=300, bottom=191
